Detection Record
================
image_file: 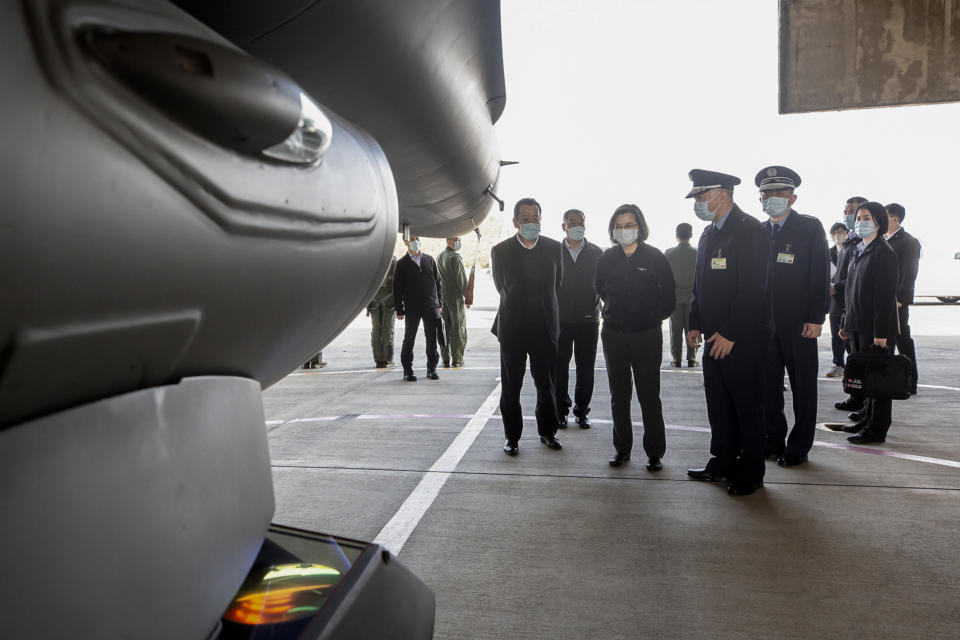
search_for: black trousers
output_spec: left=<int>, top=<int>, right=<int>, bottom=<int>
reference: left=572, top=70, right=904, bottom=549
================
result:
left=829, top=311, right=845, bottom=367
left=894, top=305, right=918, bottom=391
left=601, top=326, right=666, bottom=458
left=556, top=321, right=599, bottom=417
left=762, top=332, right=819, bottom=457
left=499, top=323, right=560, bottom=442
left=701, top=338, right=765, bottom=485
left=852, top=333, right=892, bottom=436
left=400, top=309, right=439, bottom=372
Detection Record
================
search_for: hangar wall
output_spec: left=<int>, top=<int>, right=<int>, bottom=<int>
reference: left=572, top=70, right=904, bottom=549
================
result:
left=780, top=0, right=960, bottom=112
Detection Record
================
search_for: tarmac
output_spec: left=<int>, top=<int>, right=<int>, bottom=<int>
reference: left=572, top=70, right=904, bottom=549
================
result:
left=263, top=273, right=960, bottom=639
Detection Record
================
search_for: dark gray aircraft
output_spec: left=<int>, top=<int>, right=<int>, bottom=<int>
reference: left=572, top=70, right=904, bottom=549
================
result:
left=0, top=1, right=504, bottom=638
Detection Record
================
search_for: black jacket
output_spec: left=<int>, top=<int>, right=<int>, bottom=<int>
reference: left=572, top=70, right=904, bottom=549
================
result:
left=830, top=245, right=839, bottom=266
left=690, top=204, right=773, bottom=342
left=393, top=252, right=442, bottom=316
left=762, top=210, right=830, bottom=336
left=886, top=228, right=921, bottom=306
left=596, top=242, right=676, bottom=332
left=558, top=239, right=602, bottom=323
left=831, top=234, right=861, bottom=313
left=491, top=235, right=563, bottom=343
left=842, top=237, right=899, bottom=341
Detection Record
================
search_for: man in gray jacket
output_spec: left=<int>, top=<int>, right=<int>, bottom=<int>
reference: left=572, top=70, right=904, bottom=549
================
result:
left=665, top=223, right=698, bottom=367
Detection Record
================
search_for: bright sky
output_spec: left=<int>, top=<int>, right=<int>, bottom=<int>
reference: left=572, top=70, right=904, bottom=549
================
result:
left=496, top=0, right=960, bottom=294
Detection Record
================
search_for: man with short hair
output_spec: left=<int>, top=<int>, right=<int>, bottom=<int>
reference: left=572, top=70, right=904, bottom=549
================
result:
left=437, top=237, right=469, bottom=368
left=393, top=235, right=443, bottom=382
left=755, top=166, right=830, bottom=467
left=555, top=208, right=602, bottom=429
left=366, top=255, right=398, bottom=367
left=685, top=169, right=773, bottom=496
left=885, top=202, right=921, bottom=394
left=491, top=198, right=564, bottom=455
left=832, top=197, right=867, bottom=409
left=665, top=222, right=698, bottom=367
left=825, top=222, right=849, bottom=376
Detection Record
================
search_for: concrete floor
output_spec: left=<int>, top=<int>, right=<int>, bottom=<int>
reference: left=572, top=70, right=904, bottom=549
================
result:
left=263, top=303, right=960, bottom=639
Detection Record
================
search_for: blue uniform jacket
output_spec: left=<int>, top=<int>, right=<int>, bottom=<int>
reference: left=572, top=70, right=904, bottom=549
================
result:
left=763, top=210, right=830, bottom=336
left=689, top=204, right=773, bottom=343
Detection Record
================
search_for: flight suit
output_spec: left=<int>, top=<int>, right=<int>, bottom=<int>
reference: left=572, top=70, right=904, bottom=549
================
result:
left=690, top=205, right=773, bottom=486
left=437, top=247, right=468, bottom=366
left=367, top=255, right=397, bottom=365
left=665, top=242, right=698, bottom=364
left=761, top=211, right=830, bottom=459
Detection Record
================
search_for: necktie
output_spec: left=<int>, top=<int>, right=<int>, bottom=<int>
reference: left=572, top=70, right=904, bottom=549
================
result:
left=768, top=223, right=778, bottom=240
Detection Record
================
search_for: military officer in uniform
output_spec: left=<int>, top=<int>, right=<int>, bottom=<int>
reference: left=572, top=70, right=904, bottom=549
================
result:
left=437, top=237, right=469, bottom=368
left=684, top=169, right=773, bottom=496
left=367, top=255, right=398, bottom=367
left=755, top=166, right=830, bottom=466
left=665, top=223, right=698, bottom=367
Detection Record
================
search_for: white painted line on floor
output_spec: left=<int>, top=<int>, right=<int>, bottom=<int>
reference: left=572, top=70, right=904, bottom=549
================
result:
left=373, top=383, right=502, bottom=555
left=813, top=440, right=960, bottom=469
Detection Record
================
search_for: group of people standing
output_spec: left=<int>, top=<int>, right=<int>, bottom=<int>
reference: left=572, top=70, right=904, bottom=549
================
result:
left=367, top=164, right=919, bottom=498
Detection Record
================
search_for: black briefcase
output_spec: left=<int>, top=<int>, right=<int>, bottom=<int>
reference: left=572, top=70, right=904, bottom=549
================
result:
left=842, top=346, right=914, bottom=400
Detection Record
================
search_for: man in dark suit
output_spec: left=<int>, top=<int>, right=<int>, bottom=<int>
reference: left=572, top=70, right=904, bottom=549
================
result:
left=555, top=208, right=603, bottom=430
left=491, top=197, right=564, bottom=455
left=684, top=169, right=773, bottom=496
left=885, top=202, right=921, bottom=394
left=831, top=197, right=866, bottom=412
left=755, top=166, right=830, bottom=467
left=393, top=235, right=443, bottom=382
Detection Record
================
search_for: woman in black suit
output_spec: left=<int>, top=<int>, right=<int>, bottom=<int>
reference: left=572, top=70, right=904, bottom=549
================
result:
left=838, top=202, right=899, bottom=444
left=596, top=204, right=676, bottom=469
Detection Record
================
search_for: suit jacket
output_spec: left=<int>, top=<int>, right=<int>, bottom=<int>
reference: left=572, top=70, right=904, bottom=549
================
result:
left=831, top=234, right=861, bottom=313
left=886, top=228, right=921, bottom=306
left=491, top=234, right=563, bottom=343
left=689, top=204, right=773, bottom=343
left=393, top=252, right=442, bottom=316
left=843, top=237, right=899, bottom=341
left=762, top=210, right=830, bottom=336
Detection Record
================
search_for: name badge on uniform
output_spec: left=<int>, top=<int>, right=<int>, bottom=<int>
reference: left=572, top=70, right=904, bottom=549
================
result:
left=711, top=257, right=727, bottom=270
left=777, top=252, right=795, bottom=264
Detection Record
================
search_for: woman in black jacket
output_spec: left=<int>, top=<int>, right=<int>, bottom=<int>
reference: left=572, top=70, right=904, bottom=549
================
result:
left=596, top=204, right=676, bottom=469
left=839, top=201, right=900, bottom=444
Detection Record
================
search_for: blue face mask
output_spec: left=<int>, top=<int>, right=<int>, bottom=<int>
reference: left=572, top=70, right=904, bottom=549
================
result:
left=854, top=220, right=875, bottom=239
left=408, top=240, right=421, bottom=253
left=565, top=226, right=585, bottom=241
left=693, top=192, right=720, bottom=221
left=518, top=222, right=540, bottom=241
left=453, top=240, right=462, bottom=251
left=762, top=196, right=790, bottom=218
left=844, top=213, right=855, bottom=229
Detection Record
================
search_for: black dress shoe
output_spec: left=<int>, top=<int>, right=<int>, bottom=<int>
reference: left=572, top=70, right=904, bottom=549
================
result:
left=848, top=410, right=866, bottom=422
left=728, top=482, right=762, bottom=496
left=777, top=452, right=807, bottom=466
left=671, top=361, right=681, bottom=367
left=442, top=361, right=450, bottom=368
left=687, top=467, right=727, bottom=482
left=835, top=397, right=864, bottom=411
left=558, top=415, right=568, bottom=430
left=426, top=370, right=439, bottom=380
left=687, top=360, right=699, bottom=367
left=847, top=431, right=885, bottom=444
left=842, top=418, right=868, bottom=433
left=609, top=452, right=630, bottom=467
left=503, top=440, right=519, bottom=456
left=764, top=448, right=784, bottom=460
left=540, top=435, right=562, bottom=450
left=646, top=457, right=662, bottom=471
left=576, top=415, right=591, bottom=429
left=403, top=372, right=417, bottom=382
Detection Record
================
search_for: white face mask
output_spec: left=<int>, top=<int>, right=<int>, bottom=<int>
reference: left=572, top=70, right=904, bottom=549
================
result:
left=613, top=227, right=639, bottom=246
left=762, top=196, right=790, bottom=218
left=408, top=240, right=421, bottom=253
left=565, top=226, right=585, bottom=241
left=453, top=240, right=462, bottom=251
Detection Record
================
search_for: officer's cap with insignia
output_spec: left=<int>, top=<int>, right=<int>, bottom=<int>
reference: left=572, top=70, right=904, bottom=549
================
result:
left=685, top=169, right=742, bottom=198
left=755, top=165, right=801, bottom=192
